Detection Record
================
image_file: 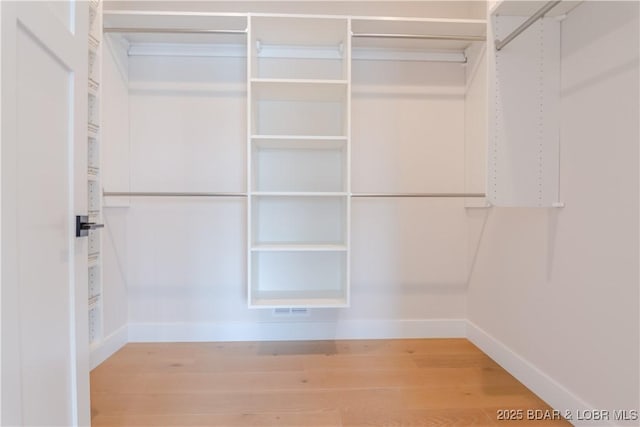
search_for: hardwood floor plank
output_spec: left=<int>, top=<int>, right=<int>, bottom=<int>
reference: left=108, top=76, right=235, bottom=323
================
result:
left=412, top=352, right=502, bottom=369
left=92, top=410, right=342, bottom=427
left=95, top=353, right=308, bottom=374
left=300, top=353, right=419, bottom=371
left=91, top=389, right=397, bottom=416
left=258, top=338, right=479, bottom=356
left=333, top=338, right=482, bottom=356
left=91, top=339, right=567, bottom=426
left=92, top=367, right=522, bottom=396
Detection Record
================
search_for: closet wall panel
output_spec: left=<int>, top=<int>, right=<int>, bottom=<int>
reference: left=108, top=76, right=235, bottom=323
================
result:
left=351, top=198, right=468, bottom=319
left=128, top=56, right=246, bottom=192
left=350, top=58, right=471, bottom=321
left=126, top=199, right=248, bottom=323
left=351, top=61, right=466, bottom=193
left=100, top=34, right=130, bottom=360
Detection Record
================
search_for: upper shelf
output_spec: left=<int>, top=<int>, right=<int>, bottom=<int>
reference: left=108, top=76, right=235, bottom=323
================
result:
left=351, top=17, right=486, bottom=51
left=103, top=11, right=487, bottom=58
left=490, top=1, right=583, bottom=17
left=103, top=11, right=247, bottom=44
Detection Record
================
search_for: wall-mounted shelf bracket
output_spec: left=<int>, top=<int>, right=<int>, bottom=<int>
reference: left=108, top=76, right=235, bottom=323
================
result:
left=495, top=0, right=561, bottom=51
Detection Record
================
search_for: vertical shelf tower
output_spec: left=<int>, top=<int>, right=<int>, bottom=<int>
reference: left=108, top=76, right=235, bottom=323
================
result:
left=247, top=15, right=351, bottom=308
left=87, top=0, right=103, bottom=346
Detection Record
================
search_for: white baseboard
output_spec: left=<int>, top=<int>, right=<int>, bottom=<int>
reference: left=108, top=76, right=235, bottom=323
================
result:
left=466, top=321, right=618, bottom=427
left=90, top=324, right=128, bottom=370
left=127, top=318, right=466, bottom=342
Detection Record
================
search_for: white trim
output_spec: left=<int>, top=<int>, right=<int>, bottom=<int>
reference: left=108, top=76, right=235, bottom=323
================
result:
left=128, top=319, right=466, bottom=342
left=89, top=324, right=128, bottom=370
left=104, top=10, right=248, bottom=19
left=104, top=10, right=486, bottom=25
left=466, top=321, right=614, bottom=426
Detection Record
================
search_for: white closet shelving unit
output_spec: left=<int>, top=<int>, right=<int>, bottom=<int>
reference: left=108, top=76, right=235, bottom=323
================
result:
left=248, top=15, right=351, bottom=308
left=88, top=0, right=103, bottom=348
left=101, top=9, right=487, bottom=310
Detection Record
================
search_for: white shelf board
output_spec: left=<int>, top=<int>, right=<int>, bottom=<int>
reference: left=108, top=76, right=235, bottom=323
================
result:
left=251, top=244, right=347, bottom=252
left=88, top=295, right=101, bottom=310
left=88, top=255, right=99, bottom=268
left=89, top=34, right=100, bottom=51
left=88, top=79, right=100, bottom=95
left=104, top=10, right=247, bottom=30
left=490, top=0, right=583, bottom=17
left=250, top=290, right=348, bottom=308
left=251, top=79, right=348, bottom=102
left=252, top=137, right=346, bottom=150
left=252, top=134, right=347, bottom=141
left=103, top=11, right=247, bottom=45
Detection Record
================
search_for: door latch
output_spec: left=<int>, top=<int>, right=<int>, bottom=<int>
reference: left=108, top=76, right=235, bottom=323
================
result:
left=75, top=215, right=104, bottom=237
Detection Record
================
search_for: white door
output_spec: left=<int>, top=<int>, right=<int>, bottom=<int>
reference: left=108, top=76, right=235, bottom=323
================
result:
left=1, top=1, right=90, bottom=426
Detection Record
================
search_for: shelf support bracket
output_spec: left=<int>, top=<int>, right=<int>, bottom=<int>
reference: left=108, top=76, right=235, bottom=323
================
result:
left=495, top=0, right=562, bottom=51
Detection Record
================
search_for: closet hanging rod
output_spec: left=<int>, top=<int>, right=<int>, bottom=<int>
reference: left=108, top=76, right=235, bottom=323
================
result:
left=103, top=191, right=247, bottom=197
left=351, top=193, right=486, bottom=198
left=351, top=33, right=486, bottom=42
left=103, top=191, right=485, bottom=198
left=103, top=27, right=248, bottom=35
left=494, top=0, right=561, bottom=51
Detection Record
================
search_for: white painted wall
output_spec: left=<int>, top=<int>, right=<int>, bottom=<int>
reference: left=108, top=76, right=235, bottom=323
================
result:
left=96, top=35, right=131, bottom=367
left=351, top=58, right=470, bottom=323
left=468, top=1, right=639, bottom=423
left=464, top=42, right=487, bottom=198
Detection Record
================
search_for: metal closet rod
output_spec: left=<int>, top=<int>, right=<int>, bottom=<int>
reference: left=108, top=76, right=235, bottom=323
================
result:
left=352, top=193, right=486, bottom=198
left=103, top=191, right=486, bottom=198
left=103, top=27, right=248, bottom=34
left=495, top=0, right=561, bottom=51
left=101, top=27, right=485, bottom=43
left=103, top=191, right=247, bottom=197
left=351, top=33, right=486, bottom=42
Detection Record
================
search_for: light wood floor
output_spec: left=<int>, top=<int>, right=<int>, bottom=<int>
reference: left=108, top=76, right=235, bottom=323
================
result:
left=90, top=339, right=570, bottom=426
